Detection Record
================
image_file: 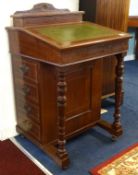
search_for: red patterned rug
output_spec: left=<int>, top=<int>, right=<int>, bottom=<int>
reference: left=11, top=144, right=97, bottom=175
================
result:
left=90, top=143, right=138, bottom=175
left=0, top=139, right=46, bottom=175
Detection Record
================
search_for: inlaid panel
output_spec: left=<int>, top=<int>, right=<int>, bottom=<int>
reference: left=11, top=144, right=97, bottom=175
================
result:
left=64, top=60, right=103, bottom=136
left=66, top=67, right=91, bottom=118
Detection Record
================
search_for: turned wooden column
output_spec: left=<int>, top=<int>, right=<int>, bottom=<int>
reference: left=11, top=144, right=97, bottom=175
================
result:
left=112, top=53, right=126, bottom=137
left=57, top=71, right=70, bottom=169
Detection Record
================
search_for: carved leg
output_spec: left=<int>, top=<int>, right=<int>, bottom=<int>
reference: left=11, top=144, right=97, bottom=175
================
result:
left=112, top=53, right=125, bottom=137
left=57, top=71, right=70, bottom=169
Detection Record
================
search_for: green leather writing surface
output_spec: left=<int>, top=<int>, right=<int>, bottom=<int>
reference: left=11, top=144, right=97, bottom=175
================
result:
left=28, top=22, right=124, bottom=48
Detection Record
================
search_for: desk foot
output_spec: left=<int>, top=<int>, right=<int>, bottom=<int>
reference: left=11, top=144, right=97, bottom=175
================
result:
left=97, top=119, right=123, bottom=138
left=112, top=122, right=123, bottom=137
left=44, top=144, right=70, bottom=169
left=111, top=135, right=117, bottom=141
left=57, top=152, right=70, bottom=170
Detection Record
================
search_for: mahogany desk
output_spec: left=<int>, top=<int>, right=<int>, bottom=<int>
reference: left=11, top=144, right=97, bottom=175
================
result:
left=7, top=4, right=130, bottom=169
left=128, top=16, right=138, bottom=59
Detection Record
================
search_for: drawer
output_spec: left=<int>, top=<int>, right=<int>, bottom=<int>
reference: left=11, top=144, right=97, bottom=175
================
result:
left=15, top=79, right=39, bottom=104
left=17, top=115, right=41, bottom=141
left=16, top=98, right=40, bottom=123
left=12, top=56, right=39, bottom=83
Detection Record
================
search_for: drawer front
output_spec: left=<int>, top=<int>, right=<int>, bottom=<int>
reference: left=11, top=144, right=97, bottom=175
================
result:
left=16, top=98, right=40, bottom=123
left=12, top=56, right=39, bottom=83
left=17, top=115, right=41, bottom=141
left=15, top=79, right=39, bottom=104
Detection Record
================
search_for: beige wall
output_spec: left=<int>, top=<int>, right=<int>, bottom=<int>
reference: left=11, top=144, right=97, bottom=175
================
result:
left=0, top=0, right=79, bottom=140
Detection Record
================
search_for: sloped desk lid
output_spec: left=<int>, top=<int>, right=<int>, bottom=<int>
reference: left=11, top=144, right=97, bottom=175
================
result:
left=24, top=22, right=130, bottom=49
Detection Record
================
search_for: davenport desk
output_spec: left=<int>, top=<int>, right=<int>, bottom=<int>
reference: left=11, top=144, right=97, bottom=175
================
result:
left=7, top=3, right=130, bottom=169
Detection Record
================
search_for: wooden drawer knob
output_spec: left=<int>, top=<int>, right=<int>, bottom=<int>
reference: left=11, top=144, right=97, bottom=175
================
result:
left=22, top=86, right=31, bottom=95
left=24, top=105, right=32, bottom=114
left=19, top=64, right=29, bottom=74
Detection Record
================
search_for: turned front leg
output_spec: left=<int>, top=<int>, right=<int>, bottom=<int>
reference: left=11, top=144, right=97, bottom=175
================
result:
left=112, top=53, right=126, bottom=137
left=57, top=71, right=70, bottom=169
